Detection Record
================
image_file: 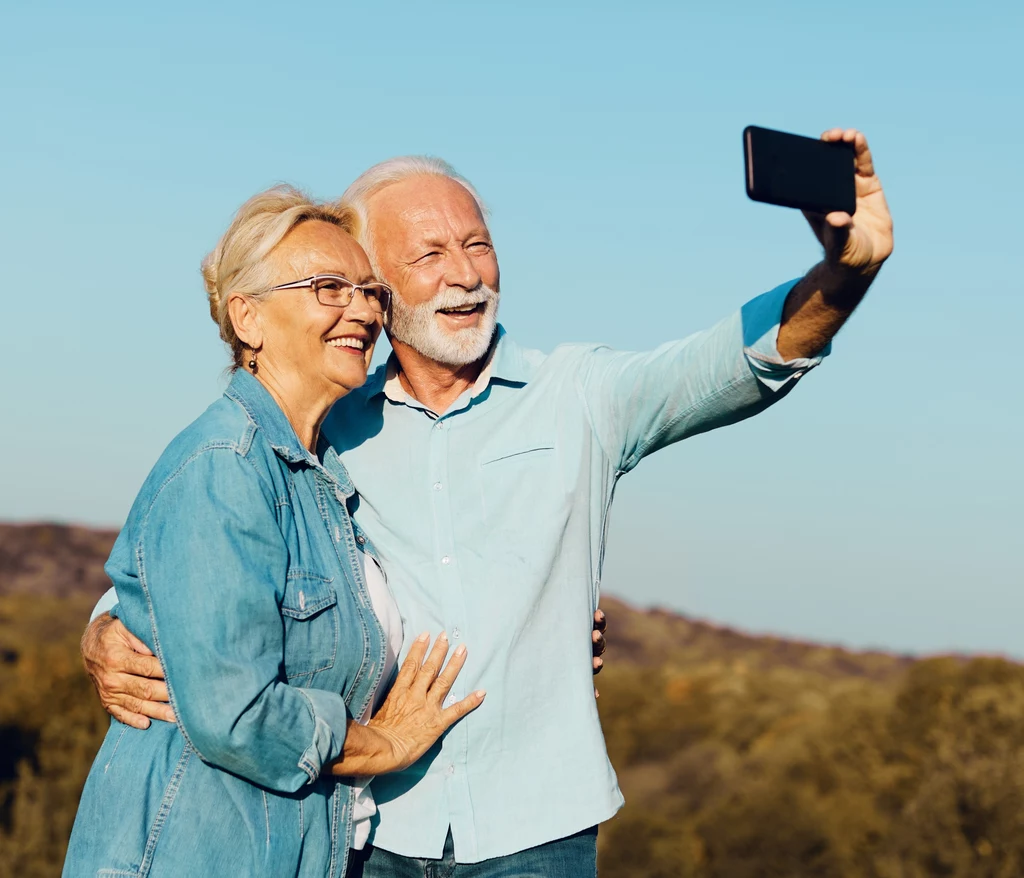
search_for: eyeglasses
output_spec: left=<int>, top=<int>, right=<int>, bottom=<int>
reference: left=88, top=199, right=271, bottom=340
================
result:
left=269, top=274, right=392, bottom=314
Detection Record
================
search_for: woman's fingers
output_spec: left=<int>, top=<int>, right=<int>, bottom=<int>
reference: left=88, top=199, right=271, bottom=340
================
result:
left=412, top=633, right=450, bottom=695
left=431, top=644, right=468, bottom=703
left=440, top=690, right=486, bottom=727
left=392, top=632, right=431, bottom=691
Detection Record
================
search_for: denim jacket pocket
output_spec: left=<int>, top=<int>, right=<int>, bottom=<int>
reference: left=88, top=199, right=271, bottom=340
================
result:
left=281, top=572, right=339, bottom=680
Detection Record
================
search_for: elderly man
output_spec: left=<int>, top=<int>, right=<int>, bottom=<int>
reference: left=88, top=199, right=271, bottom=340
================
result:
left=83, top=129, right=892, bottom=876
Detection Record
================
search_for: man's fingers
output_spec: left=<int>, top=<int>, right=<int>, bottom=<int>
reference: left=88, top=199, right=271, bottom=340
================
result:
left=593, top=656, right=604, bottom=675
left=592, top=630, right=606, bottom=656
left=108, top=705, right=151, bottom=730
left=593, top=609, right=607, bottom=634
left=146, top=702, right=177, bottom=724
left=432, top=645, right=468, bottom=701
left=119, top=696, right=175, bottom=724
left=852, top=132, right=876, bottom=178
left=440, top=690, right=486, bottom=727
left=825, top=211, right=853, bottom=229
left=121, top=651, right=164, bottom=679
left=120, top=673, right=169, bottom=704
left=119, top=623, right=156, bottom=657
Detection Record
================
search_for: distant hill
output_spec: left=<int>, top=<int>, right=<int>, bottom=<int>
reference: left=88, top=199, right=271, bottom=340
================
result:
left=0, top=521, right=912, bottom=677
left=0, top=523, right=117, bottom=601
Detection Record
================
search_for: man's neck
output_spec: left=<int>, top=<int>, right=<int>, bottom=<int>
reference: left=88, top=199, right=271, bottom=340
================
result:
left=390, top=338, right=486, bottom=414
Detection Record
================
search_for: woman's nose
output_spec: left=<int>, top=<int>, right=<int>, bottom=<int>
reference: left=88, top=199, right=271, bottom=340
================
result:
left=342, top=288, right=377, bottom=324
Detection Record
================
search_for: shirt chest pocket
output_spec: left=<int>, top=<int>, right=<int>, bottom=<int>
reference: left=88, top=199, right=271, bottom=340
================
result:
left=477, top=437, right=566, bottom=528
left=280, top=571, right=339, bottom=681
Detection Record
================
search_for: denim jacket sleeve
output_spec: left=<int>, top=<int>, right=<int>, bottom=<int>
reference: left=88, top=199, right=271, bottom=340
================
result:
left=577, top=280, right=829, bottom=473
left=133, top=447, right=350, bottom=793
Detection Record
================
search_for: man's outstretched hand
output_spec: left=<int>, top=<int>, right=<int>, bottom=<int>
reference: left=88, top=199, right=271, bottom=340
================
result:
left=777, top=128, right=894, bottom=360
left=81, top=613, right=174, bottom=729
left=804, top=128, right=894, bottom=274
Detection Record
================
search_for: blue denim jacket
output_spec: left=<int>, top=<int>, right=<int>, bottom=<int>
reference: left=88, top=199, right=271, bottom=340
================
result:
left=63, top=370, right=386, bottom=878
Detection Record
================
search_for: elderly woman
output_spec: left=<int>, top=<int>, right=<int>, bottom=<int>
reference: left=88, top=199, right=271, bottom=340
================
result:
left=63, top=187, right=484, bottom=878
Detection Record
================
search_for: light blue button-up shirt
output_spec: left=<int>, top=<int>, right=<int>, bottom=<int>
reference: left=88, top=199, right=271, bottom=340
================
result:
left=322, top=279, right=827, bottom=862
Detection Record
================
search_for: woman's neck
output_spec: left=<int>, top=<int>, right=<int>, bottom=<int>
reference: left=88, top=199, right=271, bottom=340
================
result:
left=248, top=366, right=336, bottom=453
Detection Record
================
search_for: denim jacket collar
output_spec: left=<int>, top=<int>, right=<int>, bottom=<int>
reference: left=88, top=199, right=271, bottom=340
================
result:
left=221, top=374, right=349, bottom=492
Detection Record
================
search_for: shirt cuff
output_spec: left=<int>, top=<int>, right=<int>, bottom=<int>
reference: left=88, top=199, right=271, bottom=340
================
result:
left=741, top=278, right=831, bottom=392
left=295, top=687, right=351, bottom=783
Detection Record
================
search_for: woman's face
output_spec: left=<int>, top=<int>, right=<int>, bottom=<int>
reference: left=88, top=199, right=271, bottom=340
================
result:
left=254, top=221, right=382, bottom=402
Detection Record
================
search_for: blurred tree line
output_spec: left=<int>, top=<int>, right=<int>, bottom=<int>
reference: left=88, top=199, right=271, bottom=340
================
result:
left=3, top=591, right=1024, bottom=877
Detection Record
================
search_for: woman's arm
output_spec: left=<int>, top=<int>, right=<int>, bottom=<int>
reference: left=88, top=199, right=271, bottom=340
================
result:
left=135, top=448, right=350, bottom=793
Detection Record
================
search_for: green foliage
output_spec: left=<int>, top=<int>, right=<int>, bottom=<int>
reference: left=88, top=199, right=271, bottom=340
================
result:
left=597, top=654, right=1024, bottom=877
left=0, top=595, right=108, bottom=878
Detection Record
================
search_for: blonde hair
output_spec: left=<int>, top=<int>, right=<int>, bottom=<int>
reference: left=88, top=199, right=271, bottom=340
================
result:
left=338, top=156, right=488, bottom=275
left=202, top=185, right=357, bottom=368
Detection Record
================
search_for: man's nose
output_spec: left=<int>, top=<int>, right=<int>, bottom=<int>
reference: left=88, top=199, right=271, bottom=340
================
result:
left=444, top=248, right=481, bottom=291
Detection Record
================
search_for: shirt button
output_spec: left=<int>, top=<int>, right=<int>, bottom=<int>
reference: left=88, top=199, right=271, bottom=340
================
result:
left=441, top=555, right=451, bottom=566
left=452, top=627, right=461, bottom=639
left=433, top=482, right=443, bottom=491
left=443, top=694, right=457, bottom=709
left=447, top=764, right=455, bottom=776
left=436, top=420, right=446, bottom=430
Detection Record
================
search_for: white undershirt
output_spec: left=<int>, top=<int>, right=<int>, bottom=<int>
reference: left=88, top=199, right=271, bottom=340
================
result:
left=350, top=551, right=404, bottom=851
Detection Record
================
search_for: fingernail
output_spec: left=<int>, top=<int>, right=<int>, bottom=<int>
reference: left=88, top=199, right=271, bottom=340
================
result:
left=455, top=644, right=466, bottom=656
left=438, top=631, right=448, bottom=642
left=595, top=658, right=604, bottom=668
left=417, top=632, right=430, bottom=642
left=475, top=690, right=486, bottom=698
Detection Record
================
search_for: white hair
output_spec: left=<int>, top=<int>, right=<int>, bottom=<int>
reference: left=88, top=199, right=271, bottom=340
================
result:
left=338, top=156, right=488, bottom=273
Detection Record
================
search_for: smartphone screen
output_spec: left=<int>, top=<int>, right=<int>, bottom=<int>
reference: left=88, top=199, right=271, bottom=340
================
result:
left=744, top=126, right=856, bottom=215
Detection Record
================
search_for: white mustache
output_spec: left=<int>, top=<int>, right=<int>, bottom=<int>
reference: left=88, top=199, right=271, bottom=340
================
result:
left=429, top=285, right=498, bottom=311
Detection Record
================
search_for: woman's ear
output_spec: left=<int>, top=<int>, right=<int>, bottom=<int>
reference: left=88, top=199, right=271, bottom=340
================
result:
left=228, top=294, right=263, bottom=352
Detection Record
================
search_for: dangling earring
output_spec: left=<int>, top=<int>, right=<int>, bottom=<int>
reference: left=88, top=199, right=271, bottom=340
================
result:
left=248, top=348, right=259, bottom=374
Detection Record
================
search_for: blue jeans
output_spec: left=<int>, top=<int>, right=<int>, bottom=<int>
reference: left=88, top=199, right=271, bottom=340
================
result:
left=348, top=827, right=598, bottom=878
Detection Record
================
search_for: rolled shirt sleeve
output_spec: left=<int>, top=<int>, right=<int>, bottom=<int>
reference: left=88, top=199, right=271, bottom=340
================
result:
left=741, top=279, right=831, bottom=391
left=578, top=279, right=829, bottom=473
left=122, top=448, right=350, bottom=792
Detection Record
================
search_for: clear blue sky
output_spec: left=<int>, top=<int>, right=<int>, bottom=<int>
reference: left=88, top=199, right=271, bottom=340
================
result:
left=2, top=0, right=1021, bottom=656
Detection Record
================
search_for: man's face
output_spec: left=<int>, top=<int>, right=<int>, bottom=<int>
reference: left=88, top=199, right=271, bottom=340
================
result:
left=365, top=175, right=501, bottom=366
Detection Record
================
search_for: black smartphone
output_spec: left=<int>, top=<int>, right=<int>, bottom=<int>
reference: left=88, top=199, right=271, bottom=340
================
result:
left=743, top=126, right=856, bottom=215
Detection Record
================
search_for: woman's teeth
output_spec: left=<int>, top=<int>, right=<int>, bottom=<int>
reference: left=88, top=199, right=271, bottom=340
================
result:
left=327, top=338, right=365, bottom=350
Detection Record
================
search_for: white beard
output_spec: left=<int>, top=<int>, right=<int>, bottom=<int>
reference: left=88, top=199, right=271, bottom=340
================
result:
left=387, top=284, right=499, bottom=366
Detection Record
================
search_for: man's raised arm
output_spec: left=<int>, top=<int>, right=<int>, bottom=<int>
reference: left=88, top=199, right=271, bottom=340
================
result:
left=577, top=127, right=892, bottom=473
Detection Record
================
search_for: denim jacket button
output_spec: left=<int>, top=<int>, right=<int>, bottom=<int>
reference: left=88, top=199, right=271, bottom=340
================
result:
left=356, top=535, right=366, bottom=545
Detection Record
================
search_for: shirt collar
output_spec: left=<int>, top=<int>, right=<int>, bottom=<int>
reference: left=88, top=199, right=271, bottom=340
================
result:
left=375, top=325, right=532, bottom=406
left=224, top=369, right=317, bottom=466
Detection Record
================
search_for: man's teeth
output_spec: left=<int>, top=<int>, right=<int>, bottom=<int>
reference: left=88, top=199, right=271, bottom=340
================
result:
left=327, top=338, right=365, bottom=350
left=440, top=304, right=479, bottom=314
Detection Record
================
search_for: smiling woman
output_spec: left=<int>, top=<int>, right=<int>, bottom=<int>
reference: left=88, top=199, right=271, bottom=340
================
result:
left=61, top=186, right=484, bottom=878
